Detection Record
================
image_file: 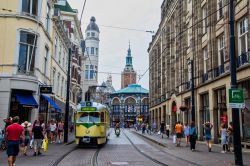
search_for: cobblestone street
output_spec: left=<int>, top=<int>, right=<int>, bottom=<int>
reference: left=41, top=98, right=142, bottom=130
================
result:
left=1, top=129, right=249, bottom=166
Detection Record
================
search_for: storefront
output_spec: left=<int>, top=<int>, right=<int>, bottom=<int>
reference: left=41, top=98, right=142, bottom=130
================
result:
left=238, top=80, right=250, bottom=140
left=39, top=94, right=62, bottom=123
left=9, top=90, right=38, bottom=123
left=214, top=88, right=227, bottom=143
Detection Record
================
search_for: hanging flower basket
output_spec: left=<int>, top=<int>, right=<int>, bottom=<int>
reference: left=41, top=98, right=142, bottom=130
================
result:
left=179, top=105, right=188, bottom=111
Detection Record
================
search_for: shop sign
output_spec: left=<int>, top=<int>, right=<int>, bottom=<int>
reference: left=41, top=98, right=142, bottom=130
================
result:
left=40, top=86, right=52, bottom=94
left=229, top=89, right=244, bottom=108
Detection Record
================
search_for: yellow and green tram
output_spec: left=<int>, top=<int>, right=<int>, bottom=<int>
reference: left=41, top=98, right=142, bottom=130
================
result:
left=75, top=101, right=110, bottom=146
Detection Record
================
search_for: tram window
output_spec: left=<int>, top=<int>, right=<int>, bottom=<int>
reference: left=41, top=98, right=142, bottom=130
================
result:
left=89, top=112, right=99, bottom=123
left=100, top=112, right=104, bottom=122
left=78, top=112, right=88, bottom=122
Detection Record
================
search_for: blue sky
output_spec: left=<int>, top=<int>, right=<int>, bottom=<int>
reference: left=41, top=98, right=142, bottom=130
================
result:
left=68, top=0, right=162, bottom=90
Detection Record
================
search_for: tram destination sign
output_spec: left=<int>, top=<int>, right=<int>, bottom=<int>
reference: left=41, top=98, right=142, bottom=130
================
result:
left=228, top=88, right=244, bottom=108
left=81, top=107, right=96, bottom=112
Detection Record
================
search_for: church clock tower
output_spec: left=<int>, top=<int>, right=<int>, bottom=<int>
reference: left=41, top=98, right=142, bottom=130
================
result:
left=121, top=43, right=137, bottom=88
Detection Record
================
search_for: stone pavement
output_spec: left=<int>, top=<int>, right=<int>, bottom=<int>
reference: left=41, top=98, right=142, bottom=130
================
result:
left=0, top=132, right=75, bottom=166
left=132, top=129, right=250, bottom=166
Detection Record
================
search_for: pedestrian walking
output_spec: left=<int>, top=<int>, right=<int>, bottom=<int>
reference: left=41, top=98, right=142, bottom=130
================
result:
left=160, top=121, right=165, bottom=139
left=184, top=123, right=190, bottom=146
left=220, top=123, right=228, bottom=153
left=189, top=122, right=197, bottom=151
left=141, top=122, right=146, bottom=134
left=203, top=121, right=213, bottom=152
left=57, top=120, right=64, bottom=143
left=152, top=122, right=157, bottom=134
left=32, top=121, right=44, bottom=156
left=21, top=121, right=32, bottom=156
left=49, top=120, right=57, bottom=143
left=227, top=122, right=233, bottom=152
left=147, top=123, right=152, bottom=135
left=5, top=116, right=25, bottom=166
left=175, top=121, right=183, bottom=147
left=165, top=124, right=170, bottom=138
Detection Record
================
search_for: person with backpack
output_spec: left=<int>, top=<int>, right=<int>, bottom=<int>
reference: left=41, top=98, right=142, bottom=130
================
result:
left=189, top=121, right=197, bottom=151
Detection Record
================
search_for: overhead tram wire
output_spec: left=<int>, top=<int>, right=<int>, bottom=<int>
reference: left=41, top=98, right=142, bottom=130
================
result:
left=0, top=8, right=155, bottom=34
left=137, top=1, right=230, bottom=83
left=80, top=0, right=87, bottom=25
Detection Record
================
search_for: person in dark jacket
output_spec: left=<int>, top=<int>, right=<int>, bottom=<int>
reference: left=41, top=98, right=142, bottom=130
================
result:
left=189, top=121, right=197, bottom=151
left=32, top=121, right=44, bottom=156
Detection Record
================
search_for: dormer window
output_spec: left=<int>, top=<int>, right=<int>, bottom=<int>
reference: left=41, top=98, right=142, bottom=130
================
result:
left=87, top=32, right=90, bottom=37
left=91, top=32, right=95, bottom=37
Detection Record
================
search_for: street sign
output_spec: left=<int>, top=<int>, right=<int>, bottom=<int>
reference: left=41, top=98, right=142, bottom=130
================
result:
left=229, top=89, right=244, bottom=108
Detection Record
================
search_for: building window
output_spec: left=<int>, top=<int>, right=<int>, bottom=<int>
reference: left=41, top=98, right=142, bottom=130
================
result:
left=96, top=48, right=98, bottom=56
left=59, top=43, right=61, bottom=64
left=62, top=51, right=65, bottom=68
left=95, top=66, right=98, bottom=80
left=85, top=65, right=89, bottom=79
left=217, top=34, right=225, bottom=65
left=238, top=17, right=248, bottom=55
left=44, top=46, right=49, bottom=76
left=54, top=36, right=58, bottom=58
left=61, top=77, right=64, bottom=98
left=22, top=0, right=38, bottom=16
left=91, top=32, right=95, bottom=37
left=46, top=4, right=50, bottom=32
left=91, top=47, right=94, bottom=55
left=203, top=47, right=208, bottom=73
left=90, top=65, right=94, bottom=79
left=217, top=0, right=223, bottom=20
left=18, top=31, right=37, bottom=73
left=86, top=47, right=89, bottom=55
left=87, top=32, right=90, bottom=37
left=52, top=68, right=56, bottom=89
left=57, top=73, right=60, bottom=95
left=202, top=5, right=207, bottom=34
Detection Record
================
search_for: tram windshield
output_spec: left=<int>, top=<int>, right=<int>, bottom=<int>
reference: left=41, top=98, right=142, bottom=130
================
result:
left=78, top=112, right=100, bottom=123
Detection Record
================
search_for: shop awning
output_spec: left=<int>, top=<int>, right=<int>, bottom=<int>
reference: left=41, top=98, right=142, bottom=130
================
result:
left=16, top=94, right=38, bottom=108
left=41, top=95, right=61, bottom=112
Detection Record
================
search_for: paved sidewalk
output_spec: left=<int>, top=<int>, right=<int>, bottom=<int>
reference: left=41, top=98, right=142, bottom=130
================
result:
left=132, top=130, right=250, bottom=166
left=0, top=132, right=76, bottom=166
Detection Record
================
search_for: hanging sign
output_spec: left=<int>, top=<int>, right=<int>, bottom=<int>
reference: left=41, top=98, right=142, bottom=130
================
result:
left=40, top=86, right=52, bottom=94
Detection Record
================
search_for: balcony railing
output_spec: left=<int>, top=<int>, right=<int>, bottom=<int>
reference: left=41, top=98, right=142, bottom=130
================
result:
left=214, top=64, right=225, bottom=77
left=237, top=52, right=249, bottom=67
left=202, top=73, right=209, bottom=83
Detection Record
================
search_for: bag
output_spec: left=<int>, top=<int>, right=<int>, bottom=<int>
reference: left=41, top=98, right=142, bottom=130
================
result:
left=43, top=137, right=48, bottom=152
left=173, top=135, right=176, bottom=144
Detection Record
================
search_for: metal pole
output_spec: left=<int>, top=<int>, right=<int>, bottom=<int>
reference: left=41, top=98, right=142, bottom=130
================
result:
left=191, top=60, right=195, bottom=122
left=64, top=48, right=71, bottom=143
left=229, top=0, right=243, bottom=165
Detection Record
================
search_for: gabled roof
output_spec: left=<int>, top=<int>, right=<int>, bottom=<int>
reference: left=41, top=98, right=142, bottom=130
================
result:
left=112, top=84, right=149, bottom=94
left=54, top=1, right=76, bottom=13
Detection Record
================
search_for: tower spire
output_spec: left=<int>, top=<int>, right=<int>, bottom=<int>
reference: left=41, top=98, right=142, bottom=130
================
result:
left=125, top=42, right=133, bottom=68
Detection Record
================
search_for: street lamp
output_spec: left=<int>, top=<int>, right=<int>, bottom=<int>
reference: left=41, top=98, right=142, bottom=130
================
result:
left=187, top=59, right=195, bottom=122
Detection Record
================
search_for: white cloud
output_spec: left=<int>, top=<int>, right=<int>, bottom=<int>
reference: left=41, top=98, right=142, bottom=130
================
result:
left=68, top=0, right=162, bottom=90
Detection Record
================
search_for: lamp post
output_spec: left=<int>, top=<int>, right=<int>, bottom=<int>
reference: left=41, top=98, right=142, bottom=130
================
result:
left=187, top=59, right=195, bottom=122
left=64, top=47, right=71, bottom=143
left=229, top=0, right=243, bottom=165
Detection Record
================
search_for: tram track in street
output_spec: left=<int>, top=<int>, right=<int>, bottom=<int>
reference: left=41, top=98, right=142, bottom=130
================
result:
left=52, top=145, right=101, bottom=166
left=132, top=131, right=202, bottom=166
left=122, top=129, right=169, bottom=166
